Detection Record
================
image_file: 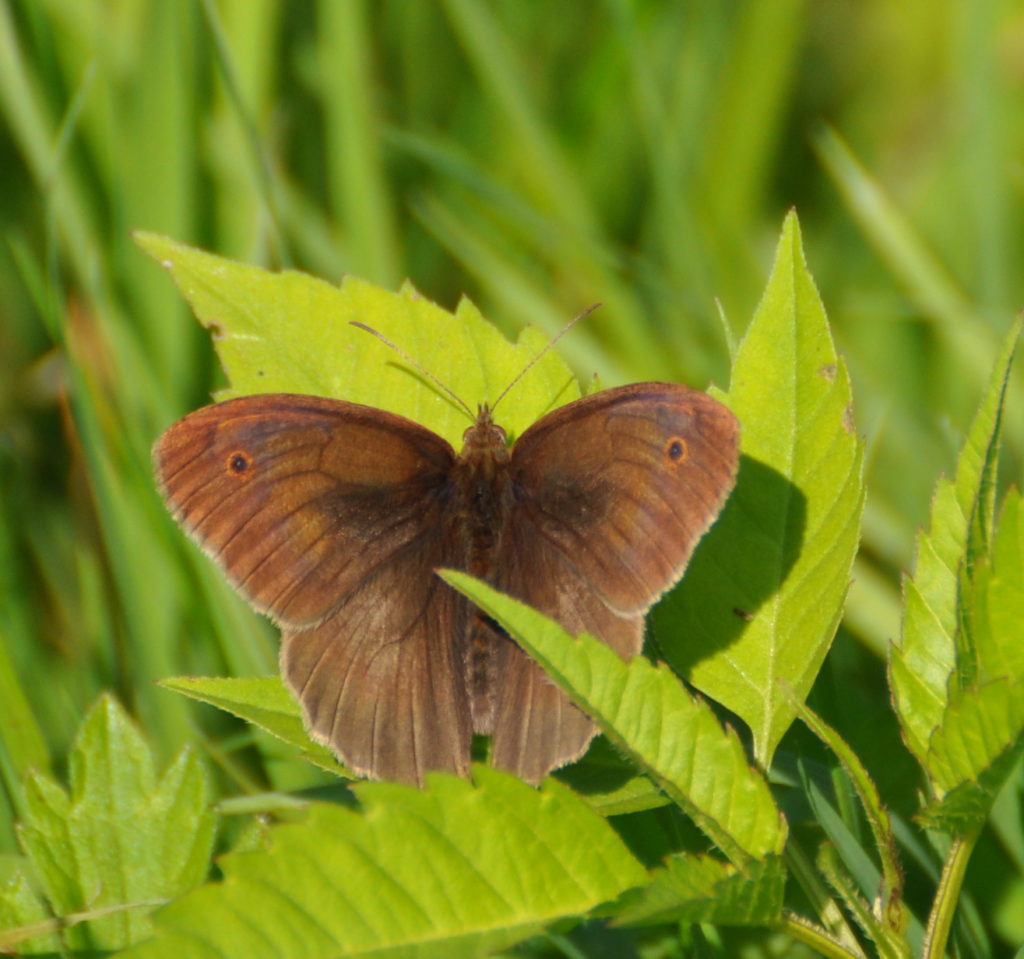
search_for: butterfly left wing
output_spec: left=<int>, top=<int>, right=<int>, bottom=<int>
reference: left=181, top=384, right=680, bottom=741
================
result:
left=488, top=382, right=739, bottom=780
left=154, top=394, right=457, bottom=627
left=155, top=393, right=474, bottom=782
left=281, top=562, right=473, bottom=784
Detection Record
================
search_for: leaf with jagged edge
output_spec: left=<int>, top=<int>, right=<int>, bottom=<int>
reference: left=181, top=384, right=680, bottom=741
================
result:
left=135, top=233, right=581, bottom=448
left=159, top=676, right=350, bottom=777
left=16, top=696, right=215, bottom=952
left=653, top=211, right=865, bottom=766
left=554, top=740, right=670, bottom=817
left=443, top=572, right=787, bottom=864
left=890, top=319, right=1021, bottom=769
left=0, top=863, right=61, bottom=954
left=116, top=769, right=647, bottom=959
left=613, top=854, right=785, bottom=927
left=919, top=676, right=1024, bottom=834
left=973, top=490, right=1024, bottom=687
left=922, top=489, right=1024, bottom=832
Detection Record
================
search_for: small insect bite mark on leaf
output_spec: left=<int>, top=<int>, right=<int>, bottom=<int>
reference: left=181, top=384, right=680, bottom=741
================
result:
left=843, top=404, right=856, bottom=435
left=817, top=363, right=837, bottom=381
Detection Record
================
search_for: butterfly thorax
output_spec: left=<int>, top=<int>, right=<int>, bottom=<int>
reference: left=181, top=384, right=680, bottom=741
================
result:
left=455, top=405, right=512, bottom=574
left=454, top=405, right=516, bottom=731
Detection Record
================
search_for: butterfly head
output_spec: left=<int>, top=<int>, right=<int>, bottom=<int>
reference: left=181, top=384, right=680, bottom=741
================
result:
left=459, top=403, right=510, bottom=465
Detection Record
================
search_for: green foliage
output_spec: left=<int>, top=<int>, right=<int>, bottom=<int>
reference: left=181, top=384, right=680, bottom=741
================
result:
left=120, top=770, right=647, bottom=959
left=891, top=318, right=1024, bottom=837
left=133, top=233, right=582, bottom=448
left=3, top=4, right=1024, bottom=957
left=656, top=211, right=865, bottom=766
left=444, top=573, right=786, bottom=865
left=159, top=676, right=349, bottom=778
left=2, top=697, right=214, bottom=953
left=615, top=854, right=786, bottom=928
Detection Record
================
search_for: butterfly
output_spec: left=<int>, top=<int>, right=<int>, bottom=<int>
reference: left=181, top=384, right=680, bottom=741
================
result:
left=154, top=347, right=739, bottom=785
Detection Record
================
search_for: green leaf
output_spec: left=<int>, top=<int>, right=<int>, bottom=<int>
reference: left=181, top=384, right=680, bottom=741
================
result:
left=0, top=863, right=60, bottom=955
left=159, top=676, right=349, bottom=777
left=443, top=572, right=787, bottom=863
left=890, top=318, right=1021, bottom=768
left=920, top=679, right=1024, bottom=832
left=917, top=490, right=1024, bottom=833
left=656, top=210, right=865, bottom=765
left=135, top=233, right=580, bottom=446
left=16, top=695, right=215, bottom=952
left=614, top=853, right=785, bottom=927
left=555, top=741, right=670, bottom=817
left=973, top=489, right=1024, bottom=687
left=117, top=769, right=647, bottom=959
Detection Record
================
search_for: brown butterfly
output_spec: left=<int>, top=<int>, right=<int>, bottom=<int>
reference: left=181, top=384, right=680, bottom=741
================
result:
left=154, top=358, right=739, bottom=785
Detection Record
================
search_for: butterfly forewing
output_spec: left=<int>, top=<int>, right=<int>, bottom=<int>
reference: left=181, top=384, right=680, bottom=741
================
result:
left=507, top=383, right=740, bottom=613
left=155, top=395, right=457, bottom=627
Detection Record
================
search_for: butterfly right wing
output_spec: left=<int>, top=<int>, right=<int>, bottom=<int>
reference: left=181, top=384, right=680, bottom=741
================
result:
left=487, top=383, right=739, bottom=782
left=154, top=393, right=473, bottom=781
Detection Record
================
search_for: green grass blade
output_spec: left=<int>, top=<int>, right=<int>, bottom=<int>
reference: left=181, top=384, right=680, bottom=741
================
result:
left=160, top=676, right=348, bottom=778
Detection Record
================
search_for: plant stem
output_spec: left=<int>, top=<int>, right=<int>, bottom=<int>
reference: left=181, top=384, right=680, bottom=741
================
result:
left=921, top=829, right=980, bottom=959
left=782, top=911, right=867, bottom=959
left=786, top=841, right=861, bottom=951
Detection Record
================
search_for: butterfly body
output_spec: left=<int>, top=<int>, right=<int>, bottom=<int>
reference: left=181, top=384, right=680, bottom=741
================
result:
left=155, top=383, right=739, bottom=785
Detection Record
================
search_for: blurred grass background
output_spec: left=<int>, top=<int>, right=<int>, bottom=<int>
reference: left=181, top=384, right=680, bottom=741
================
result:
left=1, top=0, right=1022, bottom=952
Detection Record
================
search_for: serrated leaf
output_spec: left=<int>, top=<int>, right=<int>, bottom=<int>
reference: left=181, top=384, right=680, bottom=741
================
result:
left=891, top=319, right=1021, bottom=768
left=0, top=865, right=60, bottom=954
left=916, top=490, right=1024, bottom=833
left=614, top=853, right=785, bottom=927
left=443, top=572, right=786, bottom=863
left=555, top=740, right=670, bottom=817
left=16, top=695, right=215, bottom=952
left=973, top=490, right=1024, bottom=686
left=921, top=680, right=1024, bottom=829
left=116, top=769, right=647, bottom=959
left=655, top=211, right=865, bottom=765
left=135, top=233, right=580, bottom=447
left=159, top=676, right=349, bottom=777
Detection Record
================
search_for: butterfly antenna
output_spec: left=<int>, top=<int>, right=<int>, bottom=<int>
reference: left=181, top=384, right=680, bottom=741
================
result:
left=490, top=303, right=601, bottom=415
left=349, top=321, right=476, bottom=421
